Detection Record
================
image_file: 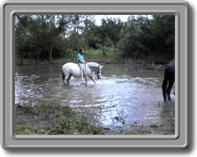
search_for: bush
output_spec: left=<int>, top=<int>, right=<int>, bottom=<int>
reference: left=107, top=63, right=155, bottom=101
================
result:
left=15, top=100, right=103, bottom=135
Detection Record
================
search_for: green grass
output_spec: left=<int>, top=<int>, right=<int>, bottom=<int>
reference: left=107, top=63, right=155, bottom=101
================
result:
left=15, top=101, right=104, bottom=135
left=64, top=48, right=119, bottom=58
left=16, top=100, right=168, bottom=135
left=150, top=122, right=159, bottom=128
left=15, top=120, right=36, bottom=135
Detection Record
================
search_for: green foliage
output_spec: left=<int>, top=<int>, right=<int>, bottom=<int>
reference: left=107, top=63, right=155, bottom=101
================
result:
left=123, top=15, right=175, bottom=59
left=15, top=120, right=36, bottom=135
left=15, top=15, right=175, bottom=62
left=16, top=100, right=164, bottom=135
left=15, top=101, right=103, bottom=135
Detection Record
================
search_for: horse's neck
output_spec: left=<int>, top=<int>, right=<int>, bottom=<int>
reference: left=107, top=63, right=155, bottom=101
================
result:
left=85, top=63, right=98, bottom=74
left=87, top=62, right=99, bottom=68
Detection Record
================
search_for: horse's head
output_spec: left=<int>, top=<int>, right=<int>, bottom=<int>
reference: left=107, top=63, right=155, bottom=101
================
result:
left=95, top=65, right=104, bottom=79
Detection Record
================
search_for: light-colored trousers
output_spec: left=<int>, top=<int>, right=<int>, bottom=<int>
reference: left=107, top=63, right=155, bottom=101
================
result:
left=79, top=64, right=85, bottom=73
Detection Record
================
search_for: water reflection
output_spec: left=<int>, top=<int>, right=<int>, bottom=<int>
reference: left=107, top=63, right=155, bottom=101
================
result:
left=15, top=64, right=175, bottom=133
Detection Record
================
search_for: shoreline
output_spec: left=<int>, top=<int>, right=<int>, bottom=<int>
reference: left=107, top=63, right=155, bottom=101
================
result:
left=15, top=57, right=168, bottom=71
left=15, top=58, right=174, bottom=135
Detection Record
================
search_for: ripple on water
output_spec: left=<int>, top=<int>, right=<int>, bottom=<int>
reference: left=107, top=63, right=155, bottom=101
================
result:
left=15, top=65, right=175, bottom=133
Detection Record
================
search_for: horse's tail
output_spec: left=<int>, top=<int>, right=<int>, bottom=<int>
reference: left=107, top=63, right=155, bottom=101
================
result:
left=162, top=69, right=168, bottom=102
left=62, top=71, right=65, bottom=83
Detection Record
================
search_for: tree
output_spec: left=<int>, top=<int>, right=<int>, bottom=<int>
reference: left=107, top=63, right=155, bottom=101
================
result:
left=104, top=17, right=126, bottom=54
left=15, top=15, right=30, bottom=64
left=68, top=15, right=80, bottom=57
left=117, top=16, right=139, bottom=57
left=95, top=18, right=109, bottom=55
left=28, top=15, right=43, bottom=62
left=153, top=15, right=175, bottom=58
left=44, top=15, right=69, bottom=62
left=83, top=15, right=96, bottom=58
left=14, top=14, right=175, bottom=62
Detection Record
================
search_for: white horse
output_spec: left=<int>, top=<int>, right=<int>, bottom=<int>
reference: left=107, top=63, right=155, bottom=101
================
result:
left=62, top=62, right=104, bottom=85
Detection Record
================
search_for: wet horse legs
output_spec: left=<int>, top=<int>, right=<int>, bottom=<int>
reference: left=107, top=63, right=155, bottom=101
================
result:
left=89, top=76, right=96, bottom=84
left=66, top=74, right=72, bottom=85
left=167, top=80, right=174, bottom=101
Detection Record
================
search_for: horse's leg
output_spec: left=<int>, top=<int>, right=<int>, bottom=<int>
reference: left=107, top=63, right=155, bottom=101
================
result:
left=89, top=76, right=96, bottom=84
left=66, top=73, right=71, bottom=85
left=67, top=74, right=72, bottom=85
left=62, top=71, right=65, bottom=83
left=85, top=76, right=88, bottom=86
left=167, top=80, right=174, bottom=101
left=162, top=78, right=168, bottom=102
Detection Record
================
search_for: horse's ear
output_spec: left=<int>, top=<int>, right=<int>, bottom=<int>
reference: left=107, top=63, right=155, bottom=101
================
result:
left=99, top=65, right=104, bottom=69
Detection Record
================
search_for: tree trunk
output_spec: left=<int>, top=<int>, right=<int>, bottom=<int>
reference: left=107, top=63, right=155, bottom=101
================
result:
left=20, top=51, right=23, bottom=65
left=72, top=34, right=74, bottom=58
left=72, top=28, right=76, bottom=58
left=86, top=32, right=90, bottom=58
left=41, top=45, right=44, bottom=62
left=87, top=41, right=90, bottom=59
left=76, top=15, right=79, bottom=53
left=37, top=42, right=39, bottom=63
left=114, top=42, right=117, bottom=54
left=102, top=38, right=105, bottom=55
left=49, top=43, right=53, bottom=62
left=85, top=15, right=90, bottom=59
left=76, top=24, right=79, bottom=53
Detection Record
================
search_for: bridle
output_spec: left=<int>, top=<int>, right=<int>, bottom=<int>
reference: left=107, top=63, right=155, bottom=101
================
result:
left=95, top=65, right=103, bottom=76
left=86, top=64, right=102, bottom=76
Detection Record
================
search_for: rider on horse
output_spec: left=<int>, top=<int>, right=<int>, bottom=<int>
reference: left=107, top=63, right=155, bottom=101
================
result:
left=77, top=48, right=86, bottom=83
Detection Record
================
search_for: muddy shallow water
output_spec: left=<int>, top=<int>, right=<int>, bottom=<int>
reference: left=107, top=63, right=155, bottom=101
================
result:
left=15, top=64, right=175, bottom=135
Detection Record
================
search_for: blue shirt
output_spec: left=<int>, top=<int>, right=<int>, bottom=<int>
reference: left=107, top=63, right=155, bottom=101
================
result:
left=77, top=53, right=84, bottom=66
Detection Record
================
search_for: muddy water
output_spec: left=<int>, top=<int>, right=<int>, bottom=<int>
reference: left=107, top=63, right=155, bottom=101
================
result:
left=15, top=64, right=175, bottom=134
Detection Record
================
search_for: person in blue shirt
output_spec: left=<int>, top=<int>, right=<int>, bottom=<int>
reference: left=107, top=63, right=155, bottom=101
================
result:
left=77, top=48, right=86, bottom=82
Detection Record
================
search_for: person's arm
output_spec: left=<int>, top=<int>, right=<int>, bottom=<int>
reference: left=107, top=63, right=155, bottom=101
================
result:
left=79, top=59, right=86, bottom=64
left=79, top=55, right=85, bottom=63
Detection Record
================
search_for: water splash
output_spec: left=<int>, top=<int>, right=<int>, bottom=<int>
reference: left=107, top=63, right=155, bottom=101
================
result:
left=15, top=65, right=175, bottom=132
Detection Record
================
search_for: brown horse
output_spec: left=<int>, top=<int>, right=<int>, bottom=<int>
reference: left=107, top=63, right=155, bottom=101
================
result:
left=162, top=59, right=175, bottom=102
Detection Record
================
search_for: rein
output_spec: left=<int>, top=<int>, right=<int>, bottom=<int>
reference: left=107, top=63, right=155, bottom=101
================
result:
left=83, top=63, right=87, bottom=73
left=86, top=64, right=101, bottom=76
left=94, top=66, right=102, bottom=76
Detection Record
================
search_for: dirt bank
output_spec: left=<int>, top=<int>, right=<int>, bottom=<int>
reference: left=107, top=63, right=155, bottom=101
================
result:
left=15, top=100, right=175, bottom=135
left=15, top=56, right=167, bottom=71
left=15, top=56, right=174, bottom=135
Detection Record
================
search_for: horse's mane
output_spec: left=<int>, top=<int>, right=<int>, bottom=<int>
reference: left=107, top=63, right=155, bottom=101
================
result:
left=65, top=62, right=100, bottom=68
left=87, top=62, right=99, bottom=68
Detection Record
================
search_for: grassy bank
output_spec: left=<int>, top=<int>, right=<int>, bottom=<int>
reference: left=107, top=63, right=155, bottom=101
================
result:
left=15, top=48, right=171, bottom=67
left=15, top=100, right=157, bottom=135
left=64, top=48, right=117, bottom=58
left=15, top=101, right=104, bottom=135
